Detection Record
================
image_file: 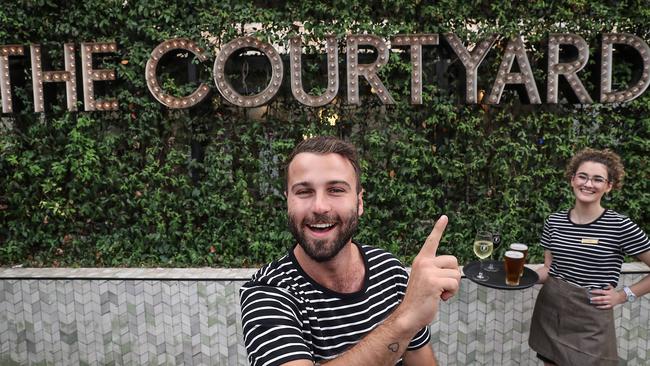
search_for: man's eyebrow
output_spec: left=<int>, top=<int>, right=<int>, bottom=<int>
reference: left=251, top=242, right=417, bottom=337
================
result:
left=290, top=181, right=312, bottom=190
left=327, top=180, right=352, bottom=188
left=290, top=180, right=352, bottom=190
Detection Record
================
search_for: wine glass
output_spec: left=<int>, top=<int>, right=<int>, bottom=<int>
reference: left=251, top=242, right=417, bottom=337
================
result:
left=484, top=230, right=501, bottom=272
left=472, top=231, right=494, bottom=281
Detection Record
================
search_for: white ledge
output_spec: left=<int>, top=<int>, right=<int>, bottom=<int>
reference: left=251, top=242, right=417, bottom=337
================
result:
left=0, top=263, right=647, bottom=280
left=0, top=267, right=259, bottom=280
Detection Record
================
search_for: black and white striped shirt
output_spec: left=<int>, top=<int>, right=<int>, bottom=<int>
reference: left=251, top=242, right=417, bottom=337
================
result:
left=541, top=209, right=650, bottom=289
left=240, top=243, right=431, bottom=366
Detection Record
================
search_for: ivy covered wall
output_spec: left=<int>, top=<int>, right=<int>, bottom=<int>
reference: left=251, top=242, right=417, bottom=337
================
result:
left=1, top=1, right=648, bottom=267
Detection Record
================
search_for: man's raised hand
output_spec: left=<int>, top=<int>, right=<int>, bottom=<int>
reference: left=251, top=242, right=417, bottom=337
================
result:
left=397, top=215, right=461, bottom=330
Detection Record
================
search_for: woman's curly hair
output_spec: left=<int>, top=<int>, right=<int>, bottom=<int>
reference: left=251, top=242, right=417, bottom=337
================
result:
left=564, top=148, right=625, bottom=190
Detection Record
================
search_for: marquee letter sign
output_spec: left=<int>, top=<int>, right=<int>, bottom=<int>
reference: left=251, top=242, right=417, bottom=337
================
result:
left=346, top=35, right=394, bottom=105
left=214, top=36, right=283, bottom=108
left=146, top=38, right=210, bottom=109
left=392, top=34, right=439, bottom=104
left=600, top=33, right=650, bottom=103
left=487, top=36, right=541, bottom=104
left=445, top=33, right=496, bottom=104
left=31, top=44, right=78, bottom=112
left=1, top=32, right=650, bottom=113
left=547, top=34, right=592, bottom=103
left=81, top=42, right=118, bottom=111
left=1, top=45, right=24, bottom=113
left=289, top=35, right=339, bottom=107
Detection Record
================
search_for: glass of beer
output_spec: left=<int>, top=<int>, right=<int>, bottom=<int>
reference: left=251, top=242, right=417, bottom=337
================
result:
left=504, top=250, right=525, bottom=286
left=509, top=243, right=528, bottom=277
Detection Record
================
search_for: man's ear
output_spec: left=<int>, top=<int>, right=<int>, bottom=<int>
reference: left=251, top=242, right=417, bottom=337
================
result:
left=357, top=188, right=364, bottom=216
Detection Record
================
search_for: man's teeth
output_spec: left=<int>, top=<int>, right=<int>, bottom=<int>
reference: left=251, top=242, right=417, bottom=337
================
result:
left=310, top=223, right=334, bottom=228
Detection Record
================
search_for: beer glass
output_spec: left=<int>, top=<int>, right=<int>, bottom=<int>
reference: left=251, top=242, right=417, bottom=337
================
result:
left=504, top=250, right=525, bottom=286
left=509, top=243, right=528, bottom=277
left=472, top=231, right=494, bottom=281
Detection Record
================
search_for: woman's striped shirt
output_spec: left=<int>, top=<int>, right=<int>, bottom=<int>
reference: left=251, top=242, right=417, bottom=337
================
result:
left=239, top=242, right=431, bottom=366
left=541, top=209, right=650, bottom=289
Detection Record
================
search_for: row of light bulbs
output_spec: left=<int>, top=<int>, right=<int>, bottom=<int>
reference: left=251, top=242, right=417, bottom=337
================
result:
left=1, top=32, right=649, bottom=113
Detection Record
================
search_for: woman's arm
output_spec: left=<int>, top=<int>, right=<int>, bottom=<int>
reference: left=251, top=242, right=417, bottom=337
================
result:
left=535, top=250, right=552, bottom=284
left=589, top=250, right=650, bottom=309
left=626, top=251, right=650, bottom=298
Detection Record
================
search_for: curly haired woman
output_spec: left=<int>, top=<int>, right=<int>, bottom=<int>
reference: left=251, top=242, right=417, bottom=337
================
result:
left=529, top=148, right=650, bottom=365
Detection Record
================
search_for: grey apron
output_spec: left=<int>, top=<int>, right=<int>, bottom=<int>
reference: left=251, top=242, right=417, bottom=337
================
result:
left=529, top=276, right=618, bottom=366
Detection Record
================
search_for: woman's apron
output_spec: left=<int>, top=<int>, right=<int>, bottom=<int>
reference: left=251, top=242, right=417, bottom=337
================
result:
left=529, top=276, right=618, bottom=365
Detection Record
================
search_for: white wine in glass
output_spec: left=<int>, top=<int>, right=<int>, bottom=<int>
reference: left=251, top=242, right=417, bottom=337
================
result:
left=472, top=231, right=493, bottom=281
left=473, top=240, right=493, bottom=259
left=484, top=230, right=501, bottom=272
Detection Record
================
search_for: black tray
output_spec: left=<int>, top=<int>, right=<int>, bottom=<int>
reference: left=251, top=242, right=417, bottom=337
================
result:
left=463, top=260, right=539, bottom=290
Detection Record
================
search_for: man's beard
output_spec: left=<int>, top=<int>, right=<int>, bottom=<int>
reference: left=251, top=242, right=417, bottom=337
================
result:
left=288, top=207, right=359, bottom=263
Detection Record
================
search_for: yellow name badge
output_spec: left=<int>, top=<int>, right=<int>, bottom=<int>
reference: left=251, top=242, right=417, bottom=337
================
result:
left=581, top=238, right=599, bottom=245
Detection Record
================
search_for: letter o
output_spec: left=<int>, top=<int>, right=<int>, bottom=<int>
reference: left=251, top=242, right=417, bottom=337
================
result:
left=214, top=36, right=283, bottom=107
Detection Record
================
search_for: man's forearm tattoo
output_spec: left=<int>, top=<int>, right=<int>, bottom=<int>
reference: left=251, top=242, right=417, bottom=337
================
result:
left=387, top=342, right=400, bottom=353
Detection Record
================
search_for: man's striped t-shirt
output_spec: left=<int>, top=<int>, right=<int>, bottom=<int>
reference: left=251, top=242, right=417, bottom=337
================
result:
left=541, top=209, right=650, bottom=289
left=239, top=242, right=431, bottom=366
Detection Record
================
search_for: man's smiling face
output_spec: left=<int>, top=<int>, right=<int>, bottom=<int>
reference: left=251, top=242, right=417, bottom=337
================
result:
left=286, top=152, right=364, bottom=262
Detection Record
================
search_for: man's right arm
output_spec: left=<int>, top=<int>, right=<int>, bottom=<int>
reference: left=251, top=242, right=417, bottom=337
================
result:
left=278, top=311, right=420, bottom=366
left=281, top=215, right=460, bottom=366
left=240, top=285, right=313, bottom=366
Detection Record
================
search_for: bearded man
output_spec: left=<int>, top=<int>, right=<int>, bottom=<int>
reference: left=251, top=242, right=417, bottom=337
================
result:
left=240, top=136, right=460, bottom=366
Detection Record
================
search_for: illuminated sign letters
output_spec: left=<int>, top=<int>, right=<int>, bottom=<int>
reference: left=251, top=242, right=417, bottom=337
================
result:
left=1, top=32, right=649, bottom=113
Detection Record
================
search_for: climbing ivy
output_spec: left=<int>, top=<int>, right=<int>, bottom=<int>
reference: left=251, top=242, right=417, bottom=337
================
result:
left=0, top=1, right=648, bottom=267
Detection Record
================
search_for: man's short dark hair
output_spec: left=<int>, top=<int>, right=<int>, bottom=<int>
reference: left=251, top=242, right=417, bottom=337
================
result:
left=284, top=136, right=362, bottom=193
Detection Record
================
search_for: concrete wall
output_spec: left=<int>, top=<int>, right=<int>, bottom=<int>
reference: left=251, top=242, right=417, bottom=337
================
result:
left=1, top=264, right=648, bottom=365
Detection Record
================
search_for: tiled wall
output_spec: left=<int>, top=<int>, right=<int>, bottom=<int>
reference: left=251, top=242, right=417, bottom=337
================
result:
left=0, top=266, right=648, bottom=365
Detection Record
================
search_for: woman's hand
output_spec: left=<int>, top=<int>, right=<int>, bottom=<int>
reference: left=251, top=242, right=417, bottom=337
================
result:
left=588, top=285, right=626, bottom=309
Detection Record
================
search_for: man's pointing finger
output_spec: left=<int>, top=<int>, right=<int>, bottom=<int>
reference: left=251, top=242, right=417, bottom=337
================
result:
left=419, top=215, right=448, bottom=257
